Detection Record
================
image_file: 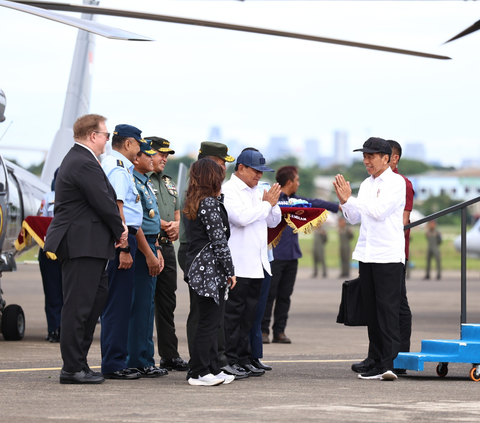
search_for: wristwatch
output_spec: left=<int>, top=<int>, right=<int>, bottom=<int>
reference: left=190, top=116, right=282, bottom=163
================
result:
left=119, top=245, right=131, bottom=253
left=155, top=245, right=163, bottom=252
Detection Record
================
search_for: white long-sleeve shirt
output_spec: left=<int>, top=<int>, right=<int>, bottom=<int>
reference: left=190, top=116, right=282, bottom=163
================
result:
left=222, top=174, right=282, bottom=278
left=341, top=166, right=406, bottom=264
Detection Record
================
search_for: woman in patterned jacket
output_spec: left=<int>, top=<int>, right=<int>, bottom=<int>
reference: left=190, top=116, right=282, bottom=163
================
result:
left=184, top=158, right=237, bottom=386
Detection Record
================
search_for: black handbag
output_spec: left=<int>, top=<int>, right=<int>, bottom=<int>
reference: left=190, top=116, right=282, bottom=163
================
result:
left=336, top=277, right=367, bottom=326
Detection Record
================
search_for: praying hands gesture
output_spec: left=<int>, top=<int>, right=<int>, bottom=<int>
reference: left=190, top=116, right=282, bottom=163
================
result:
left=333, top=174, right=352, bottom=205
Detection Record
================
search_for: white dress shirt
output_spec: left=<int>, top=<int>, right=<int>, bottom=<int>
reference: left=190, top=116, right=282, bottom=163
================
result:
left=222, top=173, right=282, bottom=278
left=341, top=166, right=406, bottom=264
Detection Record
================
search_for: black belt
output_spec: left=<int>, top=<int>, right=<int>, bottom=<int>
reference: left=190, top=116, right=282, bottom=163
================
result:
left=128, top=226, right=138, bottom=235
left=145, top=234, right=159, bottom=242
left=159, top=237, right=172, bottom=245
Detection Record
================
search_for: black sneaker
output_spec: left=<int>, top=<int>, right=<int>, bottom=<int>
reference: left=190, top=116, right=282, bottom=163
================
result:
left=358, top=367, right=398, bottom=380
left=351, top=357, right=375, bottom=373
left=136, top=366, right=168, bottom=378
left=160, top=357, right=189, bottom=371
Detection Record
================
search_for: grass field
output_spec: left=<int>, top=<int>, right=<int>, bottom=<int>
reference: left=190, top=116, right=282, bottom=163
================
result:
left=298, top=224, right=480, bottom=273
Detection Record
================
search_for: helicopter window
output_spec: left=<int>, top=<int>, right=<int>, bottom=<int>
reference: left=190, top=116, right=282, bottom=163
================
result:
left=465, top=187, right=470, bottom=194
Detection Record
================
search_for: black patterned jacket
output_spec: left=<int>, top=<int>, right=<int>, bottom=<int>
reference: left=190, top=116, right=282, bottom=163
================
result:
left=184, top=196, right=235, bottom=304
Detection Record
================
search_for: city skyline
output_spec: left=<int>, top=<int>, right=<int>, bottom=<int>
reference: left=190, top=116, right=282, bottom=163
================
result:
left=1, top=1, right=480, bottom=169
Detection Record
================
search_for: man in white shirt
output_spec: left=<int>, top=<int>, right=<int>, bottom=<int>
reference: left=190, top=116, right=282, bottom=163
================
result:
left=333, top=137, right=405, bottom=381
left=221, top=148, right=282, bottom=379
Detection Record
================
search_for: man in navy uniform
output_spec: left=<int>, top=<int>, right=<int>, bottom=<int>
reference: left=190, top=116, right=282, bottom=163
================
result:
left=44, top=114, right=127, bottom=384
left=101, top=124, right=150, bottom=380
left=126, top=141, right=166, bottom=377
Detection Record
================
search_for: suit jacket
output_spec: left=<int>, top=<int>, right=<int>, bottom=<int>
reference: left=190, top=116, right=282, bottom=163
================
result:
left=44, top=144, right=124, bottom=260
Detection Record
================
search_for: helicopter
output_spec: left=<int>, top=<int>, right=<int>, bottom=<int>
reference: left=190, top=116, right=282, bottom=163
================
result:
left=0, top=0, right=478, bottom=341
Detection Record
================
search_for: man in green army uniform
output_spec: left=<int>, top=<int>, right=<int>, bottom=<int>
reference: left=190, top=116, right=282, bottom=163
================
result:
left=146, top=137, right=188, bottom=371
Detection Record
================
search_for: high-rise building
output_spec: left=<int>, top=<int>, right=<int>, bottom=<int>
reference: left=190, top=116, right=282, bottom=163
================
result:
left=333, top=130, right=350, bottom=166
left=304, top=138, right=320, bottom=166
left=267, top=136, right=291, bottom=161
left=208, top=126, right=222, bottom=143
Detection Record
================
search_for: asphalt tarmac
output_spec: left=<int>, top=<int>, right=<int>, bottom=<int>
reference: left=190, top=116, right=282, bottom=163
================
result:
left=1, top=263, right=480, bottom=422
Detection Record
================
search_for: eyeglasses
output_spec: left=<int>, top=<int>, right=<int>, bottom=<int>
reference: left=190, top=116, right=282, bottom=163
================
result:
left=94, top=131, right=110, bottom=140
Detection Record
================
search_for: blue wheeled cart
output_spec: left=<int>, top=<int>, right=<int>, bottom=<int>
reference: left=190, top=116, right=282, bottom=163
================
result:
left=394, top=201, right=480, bottom=381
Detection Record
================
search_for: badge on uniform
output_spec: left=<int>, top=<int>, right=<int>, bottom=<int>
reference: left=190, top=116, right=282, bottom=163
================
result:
left=149, top=209, right=155, bottom=218
left=162, top=176, right=178, bottom=197
left=136, top=194, right=140, bottom=203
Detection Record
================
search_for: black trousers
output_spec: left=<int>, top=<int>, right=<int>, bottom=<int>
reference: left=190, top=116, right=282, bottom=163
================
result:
left=261, top=259, right=298, bottom=337
left=367, top=261, right=412, bottom=360
left=38, top=249, right=63, bottom=334
left=224, top=276, right=263, bottom=366
left=154, top=243, right=179, bottom=360
left=399, top=261, right=412, bottom=352
left=360, top=261, right=403, bottom=370
left=181, top=242, right=227, bottom=368
left=189, top=288, right=225, bottom=378
left=60, top=256, right=108, bottom=373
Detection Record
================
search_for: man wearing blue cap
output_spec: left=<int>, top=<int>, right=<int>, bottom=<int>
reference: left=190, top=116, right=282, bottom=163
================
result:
left=126, top=141, right=166, bottom=377
left=221, top=148, right=282, bottom=378
left=333, top=137, right=406, bottom=381
left=100, top=124, right=151, bottom=380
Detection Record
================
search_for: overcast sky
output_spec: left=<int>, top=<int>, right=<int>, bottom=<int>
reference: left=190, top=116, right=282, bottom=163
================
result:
left=1, top=1, right=480, bottom=168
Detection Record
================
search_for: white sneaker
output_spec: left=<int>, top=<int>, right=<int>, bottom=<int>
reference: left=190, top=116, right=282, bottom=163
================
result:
left=214, top=371, right=235, bottom=385
left=188, top=373, right=224, bottom=386
left=381, top=370, right=398, bottom=381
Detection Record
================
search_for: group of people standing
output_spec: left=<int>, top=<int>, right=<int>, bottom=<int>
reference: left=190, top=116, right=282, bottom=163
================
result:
left=44, top=115, right=187, bottom=384
left=41, top=113, right=417, bottom=385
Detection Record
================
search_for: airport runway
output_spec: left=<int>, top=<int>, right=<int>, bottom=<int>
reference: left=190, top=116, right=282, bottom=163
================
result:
left=1, top=263, right=480, bottom=422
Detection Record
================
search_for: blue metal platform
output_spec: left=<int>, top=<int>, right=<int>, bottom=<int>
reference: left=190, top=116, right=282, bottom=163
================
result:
left=394, top=324, right=480, bottom=379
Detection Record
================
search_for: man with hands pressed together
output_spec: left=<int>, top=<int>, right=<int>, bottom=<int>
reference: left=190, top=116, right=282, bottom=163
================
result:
left=333, top=137, right=405, bottom=381
left=221, top=148, right=282, bottom=379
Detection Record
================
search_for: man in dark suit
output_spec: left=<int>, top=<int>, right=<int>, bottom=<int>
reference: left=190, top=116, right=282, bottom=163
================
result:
left=44, top=114, right=127, bottom=385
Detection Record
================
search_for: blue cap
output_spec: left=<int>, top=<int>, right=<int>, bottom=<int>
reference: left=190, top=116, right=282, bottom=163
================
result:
left=113, top=124, right=143, bottom=142
left=237, top=149, right=274, bottom=172
left=139, top=140, right=157, bottom=156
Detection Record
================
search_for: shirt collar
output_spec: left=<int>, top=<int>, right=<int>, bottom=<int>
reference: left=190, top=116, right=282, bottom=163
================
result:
left=231, top=173, right=255, bottom=192
left=133, top=169, right=149, bottom=183
left=110, top=150, right=134, bottom=173
left=370, top=165, right=393, bottom=182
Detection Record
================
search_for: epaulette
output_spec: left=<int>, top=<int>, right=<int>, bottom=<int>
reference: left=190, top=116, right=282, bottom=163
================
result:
left=116, top=159, right=124, bottom=167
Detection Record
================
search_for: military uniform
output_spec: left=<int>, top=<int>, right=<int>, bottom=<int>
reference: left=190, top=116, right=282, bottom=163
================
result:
left=148, top=170, right=182, bottom=362
left=101, top=149, right=143, bottom=375
left=126, top=169, right=161, bottom=369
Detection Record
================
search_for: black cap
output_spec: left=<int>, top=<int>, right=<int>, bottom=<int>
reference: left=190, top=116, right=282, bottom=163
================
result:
left=146, top=136, right=175, bottom=155
left=353, top=137, right=392, bottom=155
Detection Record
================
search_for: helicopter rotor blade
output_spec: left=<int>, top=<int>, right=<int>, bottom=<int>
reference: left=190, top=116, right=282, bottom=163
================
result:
left=11, top=0, right=451, bottom=60
left=0, top=0, right=153, bottom=40
left=444, top=19, right=480, bottom=44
